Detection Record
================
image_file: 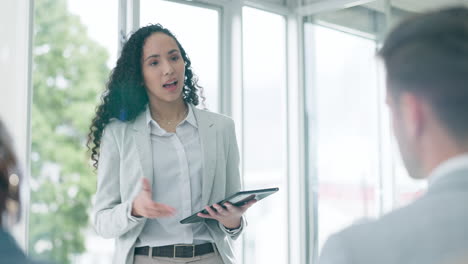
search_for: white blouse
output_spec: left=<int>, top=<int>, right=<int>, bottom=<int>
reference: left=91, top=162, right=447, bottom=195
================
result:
left=134, top=105, right=213, bottom=247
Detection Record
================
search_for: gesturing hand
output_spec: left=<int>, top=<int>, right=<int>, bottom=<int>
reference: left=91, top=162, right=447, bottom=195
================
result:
left=131, top=178, right=176, bottom=218
left=197, top=200, right=256, bottom=229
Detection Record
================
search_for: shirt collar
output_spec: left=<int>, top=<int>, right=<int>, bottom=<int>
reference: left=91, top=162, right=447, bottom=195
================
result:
left=145, top=104, right=198, bottom=135
left=428, top=153, right=468, bottom=186
left=185, top=104, right=198, bottom=128
left=145, top=104, right=153, bottom=126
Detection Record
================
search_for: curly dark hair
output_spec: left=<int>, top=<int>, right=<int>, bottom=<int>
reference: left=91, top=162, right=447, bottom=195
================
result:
left=0, top=119, right=20, bottom=222
left=88, top=24, right=204, bottom=168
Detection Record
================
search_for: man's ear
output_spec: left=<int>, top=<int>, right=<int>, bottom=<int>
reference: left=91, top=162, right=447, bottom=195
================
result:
left=400, top=92, right=425, bottom=139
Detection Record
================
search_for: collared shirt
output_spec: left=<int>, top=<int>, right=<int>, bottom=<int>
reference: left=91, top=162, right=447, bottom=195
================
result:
left=428, top=153, right=468, bottom=187
left=135, top=104, right=213, bottom=247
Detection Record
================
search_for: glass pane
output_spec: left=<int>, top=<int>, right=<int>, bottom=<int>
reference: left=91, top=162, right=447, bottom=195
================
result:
left=304, top=20, right=381, bottom=252
left=303, top=2, right=437, bottom=256
left=312, top=5, right=386, bottom=38
left=30, top=0, right=118, bottom=263
left=140, top=0, right=220, bottom=112
left=242, top=7, right=288, bottom=264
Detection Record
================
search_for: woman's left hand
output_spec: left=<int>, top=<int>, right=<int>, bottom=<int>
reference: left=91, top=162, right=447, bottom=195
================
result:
left=197, top=200, right=257, bottom=229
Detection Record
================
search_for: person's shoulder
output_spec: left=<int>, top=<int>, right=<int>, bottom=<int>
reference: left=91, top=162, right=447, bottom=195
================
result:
left=331, top=217, right=378, bottom=242
left=333, top=195, right=441, bottom=248
left=337, top=201, right=422, bottom=240
left=319, top=216, right=393, bottom=264
left=194, top=107, right=235, bottom=127
left=0, top=230, right=50, bottom=264
left=327, top=193, right=468, bottom=264
left=105, top=117, right=132, bottom=131
left=105, top=110, right=146, bottom=133
left=25, top=258, right=51, bottom=264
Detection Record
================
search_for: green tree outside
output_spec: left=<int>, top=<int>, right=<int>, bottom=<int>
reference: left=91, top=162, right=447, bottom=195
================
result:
left=30, top=0, right=109, bottom=263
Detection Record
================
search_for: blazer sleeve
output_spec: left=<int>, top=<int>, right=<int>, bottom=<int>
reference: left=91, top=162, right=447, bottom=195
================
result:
left=318, top=233, right=351, bottom=264
left=93, top=124, right=144, bottom=239
left=217, top=118, right=246, bottom=240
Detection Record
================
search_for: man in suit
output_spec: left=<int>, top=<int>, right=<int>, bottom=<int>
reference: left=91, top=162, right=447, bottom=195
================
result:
left=318, top=7, right=468, bottom=264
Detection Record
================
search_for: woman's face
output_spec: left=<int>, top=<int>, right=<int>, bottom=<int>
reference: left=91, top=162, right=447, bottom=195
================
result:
left=141, top=32, right=186, bottom=105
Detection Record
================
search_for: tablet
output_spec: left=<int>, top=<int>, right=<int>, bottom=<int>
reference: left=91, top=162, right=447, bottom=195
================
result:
left=180, top=187, right=279, bottom=224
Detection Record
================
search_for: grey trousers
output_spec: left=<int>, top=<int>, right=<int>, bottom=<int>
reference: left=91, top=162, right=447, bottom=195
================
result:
left=133, top=251, right=224, bottom=264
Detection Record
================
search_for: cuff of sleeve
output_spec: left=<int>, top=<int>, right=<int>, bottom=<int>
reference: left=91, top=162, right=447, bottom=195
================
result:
left=127, top=200, right=144, bottom=222
left=219, top=216, right=245, bottom=236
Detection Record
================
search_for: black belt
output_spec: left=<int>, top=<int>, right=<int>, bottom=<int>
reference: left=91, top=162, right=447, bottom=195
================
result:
left=135, top=243, right=215, bottom=258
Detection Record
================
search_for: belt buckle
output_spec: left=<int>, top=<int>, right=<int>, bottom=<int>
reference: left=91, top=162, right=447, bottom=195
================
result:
left=174, top=244, right=195, bottom=258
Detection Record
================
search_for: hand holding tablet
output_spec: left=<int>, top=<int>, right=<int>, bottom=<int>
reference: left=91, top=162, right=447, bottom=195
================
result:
left=180, top=187, right=279, bottom=224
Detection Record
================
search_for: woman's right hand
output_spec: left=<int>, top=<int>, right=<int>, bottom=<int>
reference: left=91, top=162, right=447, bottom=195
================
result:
left=131, top=178, right=176, bottom=218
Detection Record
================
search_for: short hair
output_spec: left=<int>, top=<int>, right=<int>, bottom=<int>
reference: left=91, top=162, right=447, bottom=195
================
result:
left=0, top=120, right=20, bottom=218
left=379, top=7, right=468, bottom=141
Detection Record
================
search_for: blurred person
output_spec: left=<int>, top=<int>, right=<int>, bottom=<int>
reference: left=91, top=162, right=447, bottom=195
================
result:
left=0, top=120, right=43, bottom=264
left=319, top=7, right=468, bottom=264
left=88, top=24, right=255, bottom=264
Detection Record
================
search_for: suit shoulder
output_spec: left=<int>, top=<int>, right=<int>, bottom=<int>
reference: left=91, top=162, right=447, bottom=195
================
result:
left=101, top=118, right=137, bottom=142
left=105, top=115, right=141, bottom=132
left=196, top=107, right=235, bottom=127
left=334, top=194, right=443, bottom=245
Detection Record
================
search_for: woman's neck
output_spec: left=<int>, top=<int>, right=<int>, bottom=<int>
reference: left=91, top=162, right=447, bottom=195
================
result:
left=149, top=99, right=187, bottom=122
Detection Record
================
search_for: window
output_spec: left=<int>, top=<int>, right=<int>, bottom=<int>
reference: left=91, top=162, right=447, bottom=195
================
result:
left=303, top=3, right=429, bottom=259
left=30, top=0, right=117, bottom=263
left=304, top=21, right=381, bottom=252
left=242, top=7, right=288, bottom=264
left=140, top=0, right=220, bottom=112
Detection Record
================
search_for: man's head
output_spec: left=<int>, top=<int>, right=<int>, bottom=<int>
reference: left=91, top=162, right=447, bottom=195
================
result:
left=380, top=7, right=468, bottom=179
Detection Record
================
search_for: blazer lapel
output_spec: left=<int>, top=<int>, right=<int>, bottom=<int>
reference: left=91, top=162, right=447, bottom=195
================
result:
left=193, top=105, right=217, bottom=206
left=132, top=110, right=154, bottom=185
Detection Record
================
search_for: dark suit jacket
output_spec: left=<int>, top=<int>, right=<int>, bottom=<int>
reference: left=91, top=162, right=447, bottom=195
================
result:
left=0, top=229, right=43, bottom=264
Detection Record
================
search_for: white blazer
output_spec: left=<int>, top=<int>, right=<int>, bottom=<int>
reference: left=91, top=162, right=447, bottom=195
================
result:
left=93, top=104, right=243, bottom=264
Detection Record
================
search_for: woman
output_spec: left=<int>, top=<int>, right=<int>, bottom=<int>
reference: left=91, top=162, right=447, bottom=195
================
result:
left=0, top=120, right=44, bottom=264
left=88, top=24, right=255, bottom=264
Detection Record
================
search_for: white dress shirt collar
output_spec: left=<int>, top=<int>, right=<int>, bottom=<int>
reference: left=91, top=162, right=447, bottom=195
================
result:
left=428, top=153, right=468, bottom=187
left=145, top=104, right=198, bottom=134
